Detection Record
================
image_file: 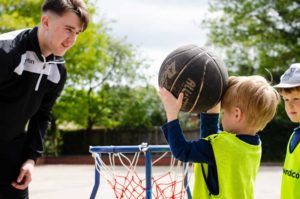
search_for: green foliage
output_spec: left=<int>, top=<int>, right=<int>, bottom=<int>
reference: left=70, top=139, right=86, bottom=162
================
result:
left=54, top=84, right=165, bottom=129
left=205, top=0, right=300, bottom=80
left=55, top=12, right=151, bottom=131
left=205, top=0, right=300, bottom=161
left=0, top=0, right=43, bottom=31
left=64, top=26, right=147, bottom=89
left=44, top=130, right=63, bottom=156
left=64, top=22, right=109, bottom=88
left=53, top=88, right=89, bottom=128
left=105, top=85, right=165, bottom=128
left=57, top=29, right=151, bottom=130
left=0, top=0, right=163, bottom=155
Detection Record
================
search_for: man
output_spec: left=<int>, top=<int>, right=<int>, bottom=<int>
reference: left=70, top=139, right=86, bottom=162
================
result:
left=0, top=0, right=89, bottom=198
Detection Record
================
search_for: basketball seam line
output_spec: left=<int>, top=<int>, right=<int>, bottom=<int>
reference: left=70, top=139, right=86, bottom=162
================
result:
left=171, top=50, right=214, bottom=112
left=159, top=46, right=199, bottom=84
left=170, top=50, right=209, bottom=93
left=194, top=55, right=224, bottom=111
left=189, top=57, right=210, bottom=112
left=191, top=55, right=225, bottom=112
left=162, top=45, right=199, bottom=69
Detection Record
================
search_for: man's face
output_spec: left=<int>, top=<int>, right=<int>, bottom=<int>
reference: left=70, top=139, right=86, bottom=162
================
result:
left=281, top=90, right=300, bottom=123
left=43, top=11, right=83, bottom=56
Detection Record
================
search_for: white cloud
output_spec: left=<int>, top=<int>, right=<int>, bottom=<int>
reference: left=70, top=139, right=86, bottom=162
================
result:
left=96, top=0, right=210, bottom=86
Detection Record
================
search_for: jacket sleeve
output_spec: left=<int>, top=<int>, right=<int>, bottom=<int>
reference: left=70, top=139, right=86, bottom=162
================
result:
left=26, top=67, right=67, bottom=161
left=200, top=113, right=220, bottom=138
left=161, top=119, right=215, bottom=164
left=0, top=49, right=19, bottom=81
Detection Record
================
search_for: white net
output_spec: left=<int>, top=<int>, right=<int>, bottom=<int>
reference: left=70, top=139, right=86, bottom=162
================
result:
left=90, top=144, right=192, bottom=199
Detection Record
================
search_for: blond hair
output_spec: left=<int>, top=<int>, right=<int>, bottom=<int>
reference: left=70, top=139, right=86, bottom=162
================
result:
left=277, top=86, right=300, bottom=94
left=222, top=75, right=280, bottom=132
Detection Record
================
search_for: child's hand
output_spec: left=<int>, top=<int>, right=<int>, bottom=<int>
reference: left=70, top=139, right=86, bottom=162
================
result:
left=159, top=87, right=183, bottom=122
left=206, top=102, right=221, bottom=114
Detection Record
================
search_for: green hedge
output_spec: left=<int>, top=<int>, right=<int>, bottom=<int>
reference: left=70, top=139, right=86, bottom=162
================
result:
left=58, top=118, right=296, bottom=162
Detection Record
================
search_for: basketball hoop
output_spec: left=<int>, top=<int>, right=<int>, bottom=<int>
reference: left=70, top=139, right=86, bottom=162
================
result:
left=89, top=143, right=192, bottom=199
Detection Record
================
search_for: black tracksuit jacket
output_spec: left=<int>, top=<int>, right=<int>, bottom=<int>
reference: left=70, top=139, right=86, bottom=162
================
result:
left=0, top=27, right=67, bottom=161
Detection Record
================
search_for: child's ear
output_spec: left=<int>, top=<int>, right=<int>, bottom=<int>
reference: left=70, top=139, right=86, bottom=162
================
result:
left=234, top=107, right=243, bottom=122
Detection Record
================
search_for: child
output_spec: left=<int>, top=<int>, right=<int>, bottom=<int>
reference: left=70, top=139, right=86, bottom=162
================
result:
left=159, top=75, right=280, bottom=199
left=274, top=63, right=300, bottom=199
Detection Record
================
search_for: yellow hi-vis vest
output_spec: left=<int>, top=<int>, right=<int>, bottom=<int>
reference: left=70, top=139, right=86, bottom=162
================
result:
left=193, top=131, right=262, bottom=199
left=281, top=132, right=300, bottom=199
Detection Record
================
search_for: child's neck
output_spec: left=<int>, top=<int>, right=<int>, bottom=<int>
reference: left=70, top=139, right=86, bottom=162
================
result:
left=228, top=125, right=257, bottom=136
left=234, top=131, right=257, bottom=136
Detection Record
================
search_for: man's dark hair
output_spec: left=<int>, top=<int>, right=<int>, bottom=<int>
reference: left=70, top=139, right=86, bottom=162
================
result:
left=42, top=0, right=89, bottom=31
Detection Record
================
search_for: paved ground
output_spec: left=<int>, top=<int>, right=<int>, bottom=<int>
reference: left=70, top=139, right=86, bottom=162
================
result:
left=30, top=165, right=282, bottom=199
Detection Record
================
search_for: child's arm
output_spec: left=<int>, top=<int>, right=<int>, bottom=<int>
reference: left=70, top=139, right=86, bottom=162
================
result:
left=161, top=119, right=214, bottom=163
left=200, top=103, right=220, bottom=138
left=159, top=87, right=215, bottom=164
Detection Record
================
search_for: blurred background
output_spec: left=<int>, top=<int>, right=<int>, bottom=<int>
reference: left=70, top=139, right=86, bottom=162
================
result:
left=1, top=0, right=299, bottom=162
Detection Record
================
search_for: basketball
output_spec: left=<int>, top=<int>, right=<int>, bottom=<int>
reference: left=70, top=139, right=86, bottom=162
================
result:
left=158, top=44, right=228, bottom=113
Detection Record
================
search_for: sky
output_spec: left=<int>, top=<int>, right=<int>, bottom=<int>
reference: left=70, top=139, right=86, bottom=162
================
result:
left=95, top=0, right=210, bottom=86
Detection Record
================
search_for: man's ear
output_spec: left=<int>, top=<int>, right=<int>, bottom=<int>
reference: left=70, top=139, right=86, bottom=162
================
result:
left=40, top=14, right=49, bottom=30
left=234, top=107, right=243, bottom=122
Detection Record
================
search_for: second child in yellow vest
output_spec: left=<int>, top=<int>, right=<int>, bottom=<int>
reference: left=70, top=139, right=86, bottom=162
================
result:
left=159, top=75, right=280, bottom=199
left=274, top=63, right=300, bottom=199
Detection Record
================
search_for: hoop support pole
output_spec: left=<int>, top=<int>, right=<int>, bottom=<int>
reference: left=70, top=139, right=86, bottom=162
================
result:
left=90, top=154, right=101, bottom=199
left=145, top=149, right=152, bottom=199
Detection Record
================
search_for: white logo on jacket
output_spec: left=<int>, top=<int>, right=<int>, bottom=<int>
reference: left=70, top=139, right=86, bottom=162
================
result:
left=14, top=51, right=63, bottom=91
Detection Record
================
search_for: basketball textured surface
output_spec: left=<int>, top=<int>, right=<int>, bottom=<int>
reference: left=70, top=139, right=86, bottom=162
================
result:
left=158, top=44, right=228, bottom=113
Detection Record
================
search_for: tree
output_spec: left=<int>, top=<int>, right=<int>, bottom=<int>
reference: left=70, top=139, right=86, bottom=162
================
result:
left=205, top=0, right=300, bottom=79
left=0, top=0, right=42, bottom=31
left=0, top=0, right=156, bottom=154
left=204, top=0, right=300, bottom=161
left=54, top=84, right=165, bottom=130
left=102, top=85, right=165, bottom=128
left=54, top=21, right=150, bottom=131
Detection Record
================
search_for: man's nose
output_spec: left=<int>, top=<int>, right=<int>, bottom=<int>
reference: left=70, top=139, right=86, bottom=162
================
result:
left=67, top=33, right=77, bottom=45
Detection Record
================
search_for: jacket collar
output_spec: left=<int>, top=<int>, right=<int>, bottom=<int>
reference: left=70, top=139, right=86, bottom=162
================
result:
left=28, top=26, right=65, bottom=63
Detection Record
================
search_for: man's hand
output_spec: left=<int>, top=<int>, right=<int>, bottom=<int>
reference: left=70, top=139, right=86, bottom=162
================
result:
left=159, top=87, right=183, bottom=122
left=11, top=159, right=35, bottom=190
